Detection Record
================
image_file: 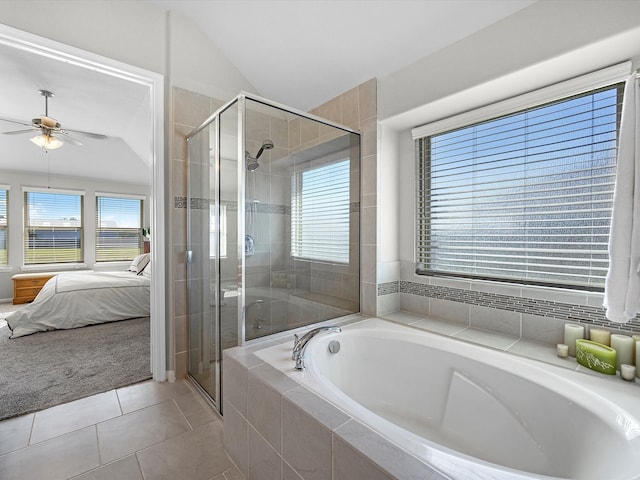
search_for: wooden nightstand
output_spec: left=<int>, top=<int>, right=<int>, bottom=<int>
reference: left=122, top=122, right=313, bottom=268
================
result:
left=12, top=273, right=57, bottom=304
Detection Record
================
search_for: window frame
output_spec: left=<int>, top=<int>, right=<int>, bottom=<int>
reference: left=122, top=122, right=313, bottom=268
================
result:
left=412, top=66, right=631, bottom=291
left=95, top=193, right=145, bottom=263
left=290, top=154, right=351, bottom=265
left=23, top=187, right=85, bottom=266
left=0, top=186, right=8, bottom=266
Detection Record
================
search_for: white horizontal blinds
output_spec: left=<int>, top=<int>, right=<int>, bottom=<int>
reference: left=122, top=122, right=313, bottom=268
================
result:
left=0, top=189, right=7, bottom=265
left=291, top=159, right=350, bottom=263
left=417, top=84, right=623, bottom=288
left=24, top=190, right=83, bottom=265
left=96, top=196, right=143, bottom=262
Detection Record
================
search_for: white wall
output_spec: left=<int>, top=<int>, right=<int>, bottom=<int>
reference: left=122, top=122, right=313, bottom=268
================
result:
left=0, top=0, right=256, bottom=101
left=0, top=170, right=150, bottom=300
left=378, top=0, right=640, bottom=286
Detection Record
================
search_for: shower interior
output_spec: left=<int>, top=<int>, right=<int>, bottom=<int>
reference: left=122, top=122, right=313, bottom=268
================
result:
left=186, top=94, right=361, bottom=410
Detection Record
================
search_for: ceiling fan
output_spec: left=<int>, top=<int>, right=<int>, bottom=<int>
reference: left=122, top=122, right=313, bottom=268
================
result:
left=0, top=89, right=108, bottom=149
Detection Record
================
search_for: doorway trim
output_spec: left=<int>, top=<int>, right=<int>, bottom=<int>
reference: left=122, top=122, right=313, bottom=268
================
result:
left=0, top=23, right=167, bottom=381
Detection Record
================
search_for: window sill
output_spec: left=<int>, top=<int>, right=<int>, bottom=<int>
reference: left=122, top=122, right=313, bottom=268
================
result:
left=20, top=263, right=88, bottom=272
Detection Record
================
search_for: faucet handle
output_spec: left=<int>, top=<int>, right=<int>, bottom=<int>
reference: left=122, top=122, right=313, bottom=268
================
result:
left=292, top=333, right=299, bottom=360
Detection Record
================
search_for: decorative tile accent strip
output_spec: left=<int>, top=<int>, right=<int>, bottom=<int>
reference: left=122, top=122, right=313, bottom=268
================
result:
left=190, top=197, right=210, bottom=210
left=396, top=280, right=640, bottom=333
left=378, top=281, right=399, bottom=296
left=174, top=196, right=187, bottom=209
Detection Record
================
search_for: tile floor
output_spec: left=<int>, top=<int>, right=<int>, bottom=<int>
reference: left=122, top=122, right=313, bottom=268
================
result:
left=0, top=379, right=244, bottom=480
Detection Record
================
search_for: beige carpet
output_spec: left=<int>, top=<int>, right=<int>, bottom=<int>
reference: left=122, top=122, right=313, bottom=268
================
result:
left=0, top=311, right=151, bottom=420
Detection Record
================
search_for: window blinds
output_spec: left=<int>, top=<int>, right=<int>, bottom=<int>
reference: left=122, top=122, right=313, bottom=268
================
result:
left=416, top=84, right=623, bottom=289
left=24, top=190, right=84, bottom=265
left=96, top=195, right=143, bottom=262
left=0, top=188, right=7, bottom=265
left=291, top=159, right=350, bottom=264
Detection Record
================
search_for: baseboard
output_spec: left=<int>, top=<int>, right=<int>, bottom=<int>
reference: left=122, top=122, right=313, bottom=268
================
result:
left=0, top=298, right=13, bottom=304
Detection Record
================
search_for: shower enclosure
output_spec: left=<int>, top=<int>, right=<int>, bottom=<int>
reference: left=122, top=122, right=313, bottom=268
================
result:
left=186, top=94, right=360, bottom=411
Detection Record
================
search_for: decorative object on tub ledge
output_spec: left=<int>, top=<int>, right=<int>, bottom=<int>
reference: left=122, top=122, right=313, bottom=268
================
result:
left=557, top=343, right=569, bottom=358
left=589, top=327, right=611, bottom=346
left=604, top=72, right=639, bottom=324
left=575, top=339, right=616, bottom=375
left=563, top=323, right=584, bottom=357
left=620, top=364, right=636, bottom=381
left=610, top=334, right=634, bottom=371
left=636, top=340, right=640, bottom=378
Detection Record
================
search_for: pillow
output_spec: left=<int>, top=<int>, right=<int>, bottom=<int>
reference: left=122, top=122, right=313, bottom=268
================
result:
left=128, top=253, right=150, bottom=274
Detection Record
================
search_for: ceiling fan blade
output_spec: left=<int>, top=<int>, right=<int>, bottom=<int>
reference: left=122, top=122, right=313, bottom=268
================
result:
left=0, top=117, right=34, bottom=127
left=58, top=131, right=84, bottom=146
left=2, top=128, right=36, bottom=135
left=63, top=128, right=108, bottom=140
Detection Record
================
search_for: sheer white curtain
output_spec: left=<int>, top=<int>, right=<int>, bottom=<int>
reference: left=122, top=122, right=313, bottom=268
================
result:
left=605, top=73, right=640, bottom=323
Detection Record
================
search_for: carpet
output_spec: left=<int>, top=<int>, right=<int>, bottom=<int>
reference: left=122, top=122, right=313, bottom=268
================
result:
left=0, top=316, right=151, bottom=420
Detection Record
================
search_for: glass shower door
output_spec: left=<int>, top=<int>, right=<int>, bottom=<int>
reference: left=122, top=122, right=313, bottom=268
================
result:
left=187, top=118, right=220, bottom=405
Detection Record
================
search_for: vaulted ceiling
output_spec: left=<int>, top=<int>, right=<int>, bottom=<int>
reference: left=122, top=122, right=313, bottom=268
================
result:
left=0, top=0, right=535, bottom=184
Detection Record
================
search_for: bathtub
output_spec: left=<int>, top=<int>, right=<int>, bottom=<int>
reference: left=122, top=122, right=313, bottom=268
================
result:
left=255, top=317, right=640, bottom=480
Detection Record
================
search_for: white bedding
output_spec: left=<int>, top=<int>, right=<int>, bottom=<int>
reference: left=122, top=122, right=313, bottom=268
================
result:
left=7, top=271, right=150, bottom=338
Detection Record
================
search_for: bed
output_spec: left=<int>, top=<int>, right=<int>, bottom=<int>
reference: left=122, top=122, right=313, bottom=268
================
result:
left=7, top=255, right=151, bottom=338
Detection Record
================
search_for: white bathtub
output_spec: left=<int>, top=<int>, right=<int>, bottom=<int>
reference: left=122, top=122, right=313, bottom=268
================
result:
left=256, top=317, right=640, bottom=480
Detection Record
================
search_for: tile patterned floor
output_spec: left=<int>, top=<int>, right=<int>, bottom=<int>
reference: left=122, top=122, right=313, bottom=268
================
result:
left=0, top=379, right=243, bottom=480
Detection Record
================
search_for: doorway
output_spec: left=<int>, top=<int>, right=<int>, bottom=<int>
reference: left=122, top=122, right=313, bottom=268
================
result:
left=0, top=24, right=166, bottom=380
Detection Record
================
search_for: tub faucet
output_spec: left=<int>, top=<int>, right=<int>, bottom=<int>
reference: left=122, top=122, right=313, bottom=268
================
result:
left=292, top=326, right=341, bottom=370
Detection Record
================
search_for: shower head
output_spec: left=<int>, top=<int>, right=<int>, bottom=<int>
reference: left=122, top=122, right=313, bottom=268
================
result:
left=247, top=159, right=260, bottom=171
left=245, top=150, right=260, bottom=171
left=255, top=139, right=274, bottom=159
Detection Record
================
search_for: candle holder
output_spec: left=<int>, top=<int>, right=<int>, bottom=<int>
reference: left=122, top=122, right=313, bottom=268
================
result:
left=576, top=339, right=616, bottom=375
left=621, top=364, right=636, bottom=381
left=557, top=344, right=569, bottom=358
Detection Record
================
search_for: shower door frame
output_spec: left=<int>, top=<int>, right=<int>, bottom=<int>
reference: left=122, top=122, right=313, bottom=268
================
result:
left=186, top=92, right=361, bottom=412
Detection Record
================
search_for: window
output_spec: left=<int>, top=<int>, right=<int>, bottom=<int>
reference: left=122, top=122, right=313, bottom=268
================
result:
left=291, top=158, right=350, bottom=263
left=0, top=187, right=7, bottom=266
left=416, top=84, right=623, bottom=289
left=96, top=195, right=143, bottom=262
left=24, top=189, right=84, bottom=265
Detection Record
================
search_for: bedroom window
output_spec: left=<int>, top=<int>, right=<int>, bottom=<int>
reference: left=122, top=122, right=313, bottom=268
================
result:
left=415, top=83, right=623, bottom=290
left=0, top=187, right=7, bottom=266
left=24, top=189, right=84, bottom=265
left=291, top=158, right=350, bottom=264
left=96, top=195, right=144, bottom=262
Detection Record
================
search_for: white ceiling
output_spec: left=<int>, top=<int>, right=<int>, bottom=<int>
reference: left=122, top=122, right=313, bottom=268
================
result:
left=153, top=0, right=536, bottom=111
left=0, top=0, right=535, bottom=184
left=0, top=40, right=151, bottom=185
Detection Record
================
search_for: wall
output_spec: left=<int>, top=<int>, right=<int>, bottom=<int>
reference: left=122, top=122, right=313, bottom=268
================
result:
left=376, top=1, right=640, bottom=343
left=309, top=79, right=377, bottom=315
left=0, top=169, right=149, bottom=301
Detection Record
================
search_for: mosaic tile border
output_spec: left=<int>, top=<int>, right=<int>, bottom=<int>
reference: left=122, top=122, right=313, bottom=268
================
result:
left=379, top=280, right=640, bottom=333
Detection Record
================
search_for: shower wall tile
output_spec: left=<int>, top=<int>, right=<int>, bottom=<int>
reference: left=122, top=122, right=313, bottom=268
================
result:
left=173, top=87, right=213, bottom=128
left=340, top=86, right=359, bottom=129
left=362, top=154, right=377, bottom=197
left=358, top=79, right=377, bottom=122
left=289, top=117, right=301, bottom=149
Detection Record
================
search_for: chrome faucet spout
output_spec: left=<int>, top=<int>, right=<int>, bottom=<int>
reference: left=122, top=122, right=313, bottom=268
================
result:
left=292, top=326, right=341, bottom=370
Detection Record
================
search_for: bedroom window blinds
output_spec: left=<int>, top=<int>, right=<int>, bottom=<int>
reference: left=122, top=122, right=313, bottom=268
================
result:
left=291, top=158, right=350, bottom=264
left=24, top=189, right=84, bottom=265
left=96, top=195, right=143, bottom=262
left=415, top=83, right=623, bottom=289
left=0, top=188, right=7, bottom=265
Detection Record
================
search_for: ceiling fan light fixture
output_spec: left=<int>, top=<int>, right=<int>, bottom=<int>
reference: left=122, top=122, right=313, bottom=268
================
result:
left=30, top=133, right=63, bottom=150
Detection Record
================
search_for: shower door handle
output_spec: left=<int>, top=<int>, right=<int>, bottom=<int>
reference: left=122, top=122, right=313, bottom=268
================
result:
left=186, top=250, right=193, bottom=264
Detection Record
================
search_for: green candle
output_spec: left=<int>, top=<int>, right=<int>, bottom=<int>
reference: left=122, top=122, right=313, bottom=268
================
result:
left=576, top=339, right=617, bottom=375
